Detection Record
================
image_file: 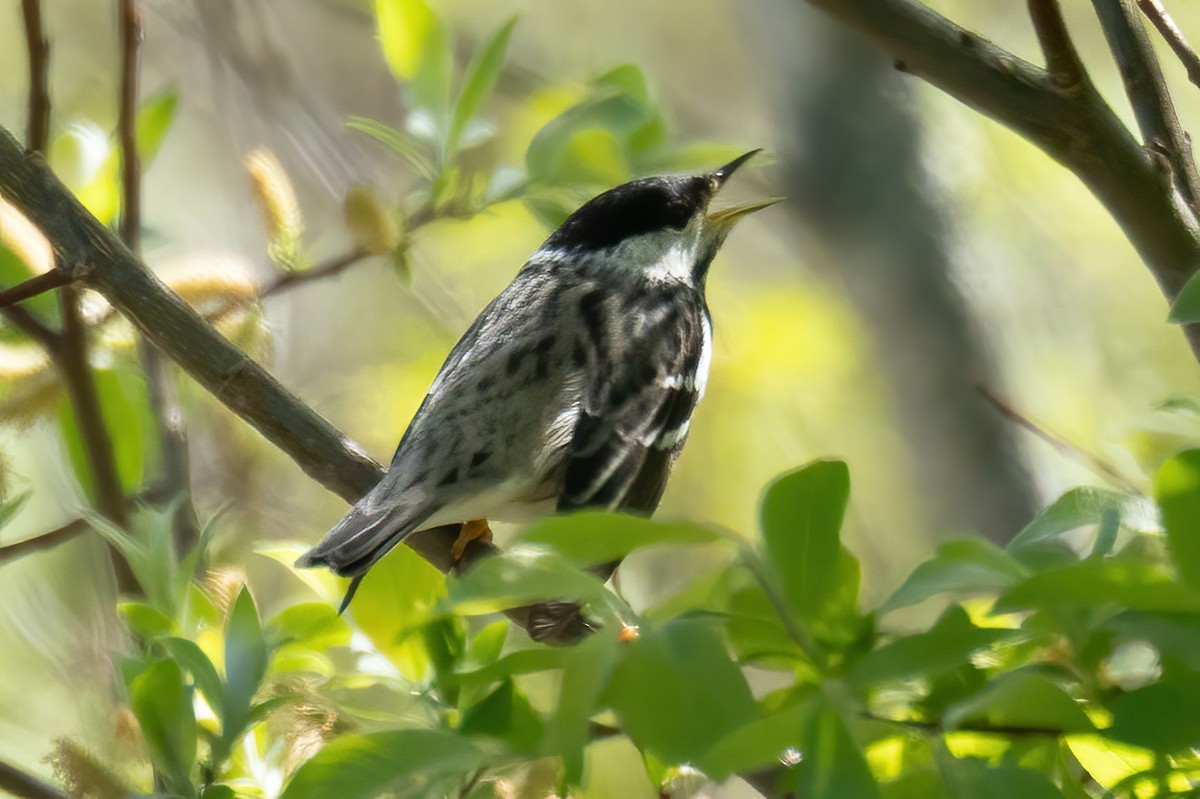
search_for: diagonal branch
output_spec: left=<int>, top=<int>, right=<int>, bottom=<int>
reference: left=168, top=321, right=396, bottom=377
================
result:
left=0, top=268, right=73, bottom=309
left=1138, top=0, right=1200, bottom=89
left=801, top=0, right=1200, bottom=360
left=1092, top=0, right=1200, bottom=210
left=0, top=125, right=588, bottom=644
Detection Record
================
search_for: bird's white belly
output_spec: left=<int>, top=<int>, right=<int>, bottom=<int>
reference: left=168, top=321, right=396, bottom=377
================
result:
left=419, top=474, right=558, bottom=529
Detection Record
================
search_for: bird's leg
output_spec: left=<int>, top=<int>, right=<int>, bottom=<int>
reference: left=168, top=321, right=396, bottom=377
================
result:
left=452, top=518, right=493, bottom=563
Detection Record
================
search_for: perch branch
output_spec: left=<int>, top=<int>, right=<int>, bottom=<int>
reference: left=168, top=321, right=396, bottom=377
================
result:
left=0, top=125, right=588, bottom=644
left=799, top=0, right=1200, bottom=360
left=1137, top=0, right=1200, bottom=90
left=1092, top=0, right=1200, bottom=209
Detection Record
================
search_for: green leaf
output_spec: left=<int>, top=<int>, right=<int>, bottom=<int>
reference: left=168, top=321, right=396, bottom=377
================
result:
left=518, top=511, right=723, bottom=565
left=56, top=368, right=150, bottom=500
left=1107, top=673, right=1200, bottom=752
left=137, top=88, right=179, bottom=166
left=942, top=671, right=1093, bottom=733
left=452, top=647, right=572, bottom=691
left=459, top=678, right=544, bottom=754
left=161, top=637, right=226, bottom=722
left=605, top=617, right=759, bottom=768
left=702, top=700, right=811, bottom=781
left=224, top=587, right=268, bottom=737
left=552, top=627, right=620, bottom=785
left=445, top=544, right=608, bottom=615
left=118, top=601, right=177, bottom=638
left=994, top=558, right=1199, bottom=615
left=350, top=543, right=446, bottom=681
left=129, top=658, right=197, bottom=794
left=525, top=93, right=649, bottom=184
left=1168, top=269, right=1200, bottom=323
left=1008, top=487, right=1159, bottom=556
left=375, top=0, right=438, bottom=79
left=760, top=459, right=851, bottom=619
left=449, top=17, right=517, bottom=152
left=466, top=621, right=508, bottom=667
left=267, top=602, right=351, bottom=651
left=345, top=116, right=436, bottom=180
left=280, top=729, right=486, bottom=799
left=933, top=753, right=1064, bottom=799
left=1155, top=449, right=1200, bottom=593
left=849, top=604, right=1015, bottom=687
left=794, top=699, right=880, bottom=799
left=884, top=539, right=1029, bottom=611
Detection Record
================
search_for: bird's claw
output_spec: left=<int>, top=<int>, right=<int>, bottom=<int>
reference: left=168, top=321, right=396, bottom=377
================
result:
left=451, top=518, right=493, bottom=564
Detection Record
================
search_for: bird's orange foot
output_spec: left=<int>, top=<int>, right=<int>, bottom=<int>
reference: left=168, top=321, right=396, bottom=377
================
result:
left=452, top=518, right=493, bottom=564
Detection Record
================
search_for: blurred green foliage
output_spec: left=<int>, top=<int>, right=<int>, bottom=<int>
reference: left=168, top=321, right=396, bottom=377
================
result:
left=4, top=1, right=1200, bottom=798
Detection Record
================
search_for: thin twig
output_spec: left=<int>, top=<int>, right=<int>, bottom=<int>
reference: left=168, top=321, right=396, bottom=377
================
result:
left=118, top=0, right=198, bottom=550
left=976, top=385, right=1142, bottom=493
left=260, top=246, right=372, bottom=299
left=1137, top=0, right=1200, bottom=90
left=1028, top=0, right=1087, bottom=87
left=0, top=268, right=73, bottom=309
left=0, top=760, right=67, bottom=799
left=19, top=0, right=49, bottom=154
left=1092, top=0, right=1200, bottom=211
left=1, top=305, right=60, bottom=351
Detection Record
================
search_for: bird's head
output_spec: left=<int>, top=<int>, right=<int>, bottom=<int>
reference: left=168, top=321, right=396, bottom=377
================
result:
left=540, top=150, right=775, bottom=284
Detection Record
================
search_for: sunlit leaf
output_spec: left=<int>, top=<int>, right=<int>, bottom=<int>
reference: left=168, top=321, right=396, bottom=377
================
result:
left=449, top=17, right=518, bottom=152
left=994, top=558, right=1199, bottom=615
left=346, top=116, right=437, bottom=180
left=1155, top=449, right=1200, bottom=593
left=760, top=459, right=850, bottom=619
left=128, top=658, right=196, bottom=792
left=884, top=539, right=1029, bottom=611
left=604, top=617, right=758, bottom=768
left=279, top=729, right=486, bottom=799
left=1065, top=734, right=1156, bottom=791
left=118, top=600, right=177, bottom=638
left=162, top=636, right=226, bottom=724
left=267, top=602, right=351, bottom=651
left=702, top=700, right=811, bottom=781
left=518, top=511, right=723, bottom=565
left=932, top=752, right=1064, bottom=799
left=375, top=0, right=438, bottom=79
left=137, top=88, right=179, bottom=166
left=942, top=670, right=1093, bottom=733
left=445, top=544, right=608, bottom=615
left=350, top=543, right=445, bottom=681
left=1008, top=487, right=1159, bottom=556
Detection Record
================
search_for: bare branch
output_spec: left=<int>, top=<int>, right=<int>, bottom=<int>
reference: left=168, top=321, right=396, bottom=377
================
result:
left=0, top=268, right=73, bottom=309
left=1137, top=0, right=1200, bottom=90
left=1092, top=0, right=1200, bottom=209
left=1027, top=0, right=1087, bottom=87
left=261, top=247, right=372, bottom=299
left=800, top=0, right=1200, bottom=359
left=2, top=305, right=59, bottom=351
left=0, top=125, right=589, bottom=644
left=118, top=0, right=197, bottom=549
left=0, top=760, right=67, bottom=799
left=19, top=0, right=49, bottom=154
left=977, top=385, right=1141, bottom=493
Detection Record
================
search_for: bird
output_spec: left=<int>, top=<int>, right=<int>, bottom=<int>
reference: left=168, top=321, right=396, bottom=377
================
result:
left=298, top=151, right=773, bottom=609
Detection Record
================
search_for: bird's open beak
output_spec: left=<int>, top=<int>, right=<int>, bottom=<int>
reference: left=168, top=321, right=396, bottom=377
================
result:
left=707, top=149, right=778, bottom=230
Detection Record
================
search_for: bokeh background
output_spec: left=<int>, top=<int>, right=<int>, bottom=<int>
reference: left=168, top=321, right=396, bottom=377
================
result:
left=2, top=0, right=1200, bottom=783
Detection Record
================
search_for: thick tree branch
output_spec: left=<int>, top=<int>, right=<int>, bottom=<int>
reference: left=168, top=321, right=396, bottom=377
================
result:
left=20, top=0, right=49, bottom=154
left=0, top=125, right=588, bottom=644
left=1138, top=0, right=1200, bottom=90
left=802, top=0, right=1200, bottom=360
left=0, top=760, right=66, bottom=799
left=1092, top=0, right=1200, bottom=209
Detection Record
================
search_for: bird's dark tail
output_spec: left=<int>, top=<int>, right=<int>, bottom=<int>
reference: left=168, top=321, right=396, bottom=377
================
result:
left=296, top=488, right=422, bottom=586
